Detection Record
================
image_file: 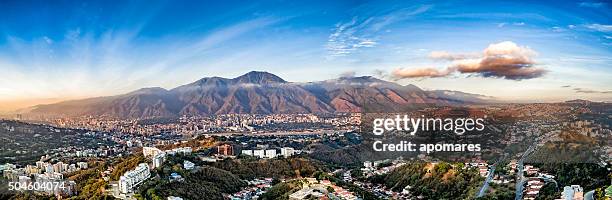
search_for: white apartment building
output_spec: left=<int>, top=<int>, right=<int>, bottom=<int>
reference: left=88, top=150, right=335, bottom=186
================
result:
left=143, top=147, right=163, bottom=158
left=265, top=149, right=277, bottom=158
left=77, top=162, right=88, bottom=169
left=165, top=147, right=192, bottom=155
left=253, top=150, right=265, bottom=158
left=280, top=147, right=295, bottom=158
left=241, top=150, right=253, bottom=156
left=152, top=153, right=166, bottom=169
left=119, top=163, right=150, bottom=194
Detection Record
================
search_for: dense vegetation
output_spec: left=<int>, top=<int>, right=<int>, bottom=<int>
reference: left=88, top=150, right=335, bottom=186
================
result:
left=138, top=165, right=247, bottom=200
left=211, top=157, right=326, bottom=179
left=110, top=154, right=145, bottom=181
left=67, top=161, right=114, bottom=200
left=370, top=162, right=483, bottom=199
left=529, top=163, right=611, bottom=191
left=135, top=154, right=246, bottom=200
left=258, top=180, right=303, bottom=200
left=259, top=173, right=380, bottom=200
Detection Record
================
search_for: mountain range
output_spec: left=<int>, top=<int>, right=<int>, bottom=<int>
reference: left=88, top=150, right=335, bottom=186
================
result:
left=26, top=71, right=497, bottom=118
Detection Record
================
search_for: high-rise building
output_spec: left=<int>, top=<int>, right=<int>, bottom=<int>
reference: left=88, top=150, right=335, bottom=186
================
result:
left=217, top=144, right=234, bottom=156
left=152, top=153, right=166, bottom=169
left=143, top=147, right=162, bottom=158
left=265, top=149, right=277, bottom=158
left=280, top=147, right=295, bottom=158
left=253, top=150, right=265, bottom=158
left=35, top=161, right=45, bottom=169
left=118, top=163, right=150, bottom=194
left=45, top=164, right=53, bottom=174
left=241, top=150, right=253, bottom=156
left=77, top=162, right=88, bottom=169
left=52, top=162, right=64, bottom=173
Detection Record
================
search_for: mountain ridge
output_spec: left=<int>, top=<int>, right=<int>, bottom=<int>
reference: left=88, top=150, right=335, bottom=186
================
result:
left=26, top=71, right=498, bottom=118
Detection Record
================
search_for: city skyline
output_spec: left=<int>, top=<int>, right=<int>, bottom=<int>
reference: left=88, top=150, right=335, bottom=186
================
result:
left=1, top=0, right=611, bottom=111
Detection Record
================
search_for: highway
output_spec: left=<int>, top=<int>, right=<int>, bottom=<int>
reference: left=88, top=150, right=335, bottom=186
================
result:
left=515, top=144, right=536, bottom=200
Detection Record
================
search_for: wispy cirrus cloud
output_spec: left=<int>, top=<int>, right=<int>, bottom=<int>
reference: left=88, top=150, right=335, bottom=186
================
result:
left=429, top=51, right=479, bottom=61
left=326, top=17, right=378, bottom=57
left=326, top=5, right=431, bottom=58
left=0, top=16, right=284, bottom=101
left=585, top=24, right=612, bottom=32
left=578, top=2, right=606, bottom=8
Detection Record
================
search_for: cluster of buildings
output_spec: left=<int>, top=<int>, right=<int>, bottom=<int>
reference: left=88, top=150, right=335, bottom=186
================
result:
left=523, top=177, right=546, bottom=200
left=361, top=159, right=406, bottom=177
left=228, top=178, right=274, bottom=199
left=511, top=163, right=583, bottom=200
left=142, top=146, right=192, bottom=169
left=241, top=147, right=297, bottom=159
left=463, top=161, right=490, bottom=177
left=48, top=113, right=359, bottom=136
left=113, top=146, right=193, bottom=198
left=1, top=160, right=85, bottom=196
left=289, top=178, right=357, bottom=200
left=2, top=160, right=88, bottom=180
left=356, top=159, right=410, bottom=199
left=563, top=120, right=612, bottom=137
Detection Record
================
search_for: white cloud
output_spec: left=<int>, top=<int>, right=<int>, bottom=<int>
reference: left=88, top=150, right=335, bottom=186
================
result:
left=326, top=5, right=431, bottom=58
left=578, top=2, right=606, bottom=8
left=392, top=41, right=546, bottom=80
left=585, top=24, right=612, bottom=32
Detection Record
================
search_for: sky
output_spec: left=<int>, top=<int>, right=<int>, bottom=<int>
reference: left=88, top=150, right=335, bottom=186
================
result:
left=0, top=0, right=611, bottom=110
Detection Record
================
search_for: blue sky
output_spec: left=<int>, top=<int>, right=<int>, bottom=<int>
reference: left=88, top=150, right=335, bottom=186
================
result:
left=0, top=0, right=611, bottom=108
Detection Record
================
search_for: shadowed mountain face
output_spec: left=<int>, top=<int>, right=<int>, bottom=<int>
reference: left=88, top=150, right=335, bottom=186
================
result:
left=28, top=71, right=496, bottom=118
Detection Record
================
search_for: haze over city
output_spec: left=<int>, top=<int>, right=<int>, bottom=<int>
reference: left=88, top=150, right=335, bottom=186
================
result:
left=0, top=0, right=611, bottom=112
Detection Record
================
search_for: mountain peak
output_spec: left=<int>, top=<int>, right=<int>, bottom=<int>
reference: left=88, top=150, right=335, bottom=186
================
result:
left=233, top=71, right=287, bottom=84
left=128, top=87, right=168, bottom=95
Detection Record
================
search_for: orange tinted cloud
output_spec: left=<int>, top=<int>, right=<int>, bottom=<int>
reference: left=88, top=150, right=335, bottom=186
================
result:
left=393, top=41, right=546, bottom=80
left=429, top=51, right=478, bottom=61
left=391, top=67, right=453, bottom=79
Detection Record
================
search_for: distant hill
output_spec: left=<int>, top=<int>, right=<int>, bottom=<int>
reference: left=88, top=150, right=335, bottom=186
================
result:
left=27, top=71, right=497, bottom=118
left=564, top=99, right=593, bottom=104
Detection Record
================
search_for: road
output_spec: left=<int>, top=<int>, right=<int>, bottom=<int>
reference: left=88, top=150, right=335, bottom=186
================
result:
left=476, top=164, right=496, bottom=197
left=515, top=144, right=536, bottom=200
left=476, top=154, right=507, bottom=198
